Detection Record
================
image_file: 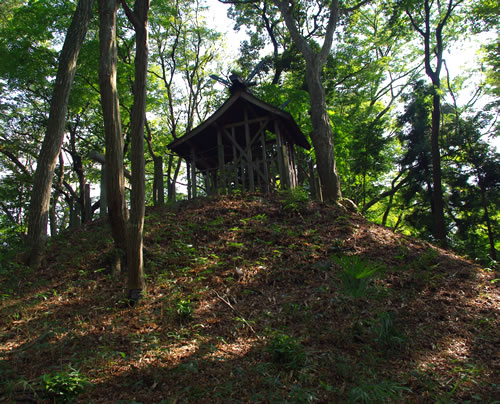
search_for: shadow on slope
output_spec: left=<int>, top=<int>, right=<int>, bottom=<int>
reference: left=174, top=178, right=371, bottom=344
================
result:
left=0, top=194, right=497, bottom=402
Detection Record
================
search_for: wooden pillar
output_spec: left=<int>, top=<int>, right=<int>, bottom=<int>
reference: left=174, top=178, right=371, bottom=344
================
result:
left=233, top=127, right=245, bottom=190
left=288, top=144, right=297, bottom=188
left=231, top=131, right=237, bottom=192
left=190, top=148, right=197, bottom=198
left=203, top=173, right=210, bottom=194
left=154, top=156, right=164, bottom=205
left=260, top=131, right=270, bottom=193
left=269, top=144, right=277, bottom=188
left=244, top=109, right=255, bottom=192
left=282, top=142, right=292, bottom=189
left=187, top=159, right=191, bottom=200
left=217, top=129, right=226, bottom=194
left=274, top=121, right=290, bottom=189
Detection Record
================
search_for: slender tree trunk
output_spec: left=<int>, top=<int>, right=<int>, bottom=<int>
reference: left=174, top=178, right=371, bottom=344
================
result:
left=98, top=0, right=129, bottom=262
left=121, top=0, right=150, bottom=302
left=406, top=0, right=461, bottom=246
left=381, top=172, right=404, bottom=227
left=168, top=158, right=182, bottom=202
left=430, top=90, right=446, bottom=243
left=25, top=0, right=95, bottom=268
left=145, top=120, right=164, bottom=206
left=49, top=196, right=58, bottom=236
left=304, top=57, right=341, bottom=201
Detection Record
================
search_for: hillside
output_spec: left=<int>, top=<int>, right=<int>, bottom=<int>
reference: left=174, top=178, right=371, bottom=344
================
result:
left=0, top=194, right=498, bottom=403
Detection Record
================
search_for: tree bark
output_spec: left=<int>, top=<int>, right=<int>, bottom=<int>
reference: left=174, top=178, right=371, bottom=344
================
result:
left=25, top=0, right=95, bottom=268
left=121, top=0, right=150, bottom=301
left=305, top=60, right=342, bottom=201
left=430, top=90, right=446, bottom=243
left=98, top=0, right=129, bottom=258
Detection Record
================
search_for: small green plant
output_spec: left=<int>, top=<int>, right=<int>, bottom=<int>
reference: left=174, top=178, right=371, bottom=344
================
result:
left=279, top=188, right=309, bottom=214
left=175, top=298, right=193, bottom=321
left=289, top=384, right=319, bottom=403
left=348, top=379, right=411, bottom=403
left=40, top=368, right=91, bottom=403
left=372, top=311, right=406, bottom=349
left=265, top=332, right=306, bottom=370
left=333, top=255, right=381, bottom=298
left=227, top=241, right=245, bottom=248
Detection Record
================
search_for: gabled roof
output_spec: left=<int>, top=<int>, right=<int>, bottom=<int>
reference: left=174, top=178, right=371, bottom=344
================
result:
left=168, top=89, right=310, bottom=161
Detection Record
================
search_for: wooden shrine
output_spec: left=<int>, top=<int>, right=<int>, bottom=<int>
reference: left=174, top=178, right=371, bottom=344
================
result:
left=167, top=77, right=310, bottom=198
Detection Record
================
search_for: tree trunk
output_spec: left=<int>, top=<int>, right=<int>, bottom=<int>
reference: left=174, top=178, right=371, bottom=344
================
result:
left=406, top=0, right=459, bottom=246
left=145, top=120, right=164, bottom=206
left=430, top=90, right=446, bottom=244
left=306, top=62, right=342, bottom=201
left=274, top=0, right=342, bottom=201
left=25, top=0, right=95, bottom=268
left=122, top=0, right=150, bottom=302
left=98, top=0, right=129, bottom=258
left=168, top=158, right=182, bottom=202
left=49, top=196, right=58, bottom=237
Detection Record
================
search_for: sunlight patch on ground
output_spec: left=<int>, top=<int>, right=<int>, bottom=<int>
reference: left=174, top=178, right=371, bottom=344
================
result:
left=212, top=336, right=260, bottom=360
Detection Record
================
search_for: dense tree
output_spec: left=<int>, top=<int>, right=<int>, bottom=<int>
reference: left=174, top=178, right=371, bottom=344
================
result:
left=396, top=81, right=436, bottom=238
left=24, top=0, right=95, bottom=268
left=324, top=2, right=419, bottom=209
left=446, top=115, right=499, bottom=261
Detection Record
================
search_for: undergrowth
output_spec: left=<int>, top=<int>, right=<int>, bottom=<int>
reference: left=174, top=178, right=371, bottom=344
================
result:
left=0, top=195, right=497, bottom=403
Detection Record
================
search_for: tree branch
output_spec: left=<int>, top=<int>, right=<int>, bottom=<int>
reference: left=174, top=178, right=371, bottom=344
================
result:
left=342, top=0, right=372, bottom=14
left=120, top=0, right=140, bottom=29
left=0, top=147, right=31, bottom=176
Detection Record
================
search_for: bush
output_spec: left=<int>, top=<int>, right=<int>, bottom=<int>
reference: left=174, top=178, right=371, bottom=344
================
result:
left=175, top=298, right=193, bottom=321
left=40, top=368, right=91, bottom=403
left=332, top=255, right=381, bottom=298
left=278, top=188, right=309, bottom=214
left=266, top=333, right=306, bottom=370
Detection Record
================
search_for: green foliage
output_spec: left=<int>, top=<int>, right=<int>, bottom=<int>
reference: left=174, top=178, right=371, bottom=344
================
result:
left=40, top=368, right=91, bottom=403
left=265, top=332, right=306, bottom=370
left=278, top=188, right=310, bottom=214
left=348, top=379, right=411, bottom=403
left=175, top=298, right=193, bottom=321
left=333, top=255, right=381, bottom=298
left=372, top=312, right=407, bottom=349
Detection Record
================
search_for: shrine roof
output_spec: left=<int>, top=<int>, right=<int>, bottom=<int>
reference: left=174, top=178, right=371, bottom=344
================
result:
left=168, top=89, right=310, bottom=160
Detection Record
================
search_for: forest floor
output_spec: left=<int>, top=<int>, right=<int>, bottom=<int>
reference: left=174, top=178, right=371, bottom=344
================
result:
left=0, top=193, right=498, bottom=403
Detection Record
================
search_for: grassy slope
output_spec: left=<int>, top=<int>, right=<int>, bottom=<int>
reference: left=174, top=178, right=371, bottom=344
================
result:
left=0, top=194, right=498, bottom=403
